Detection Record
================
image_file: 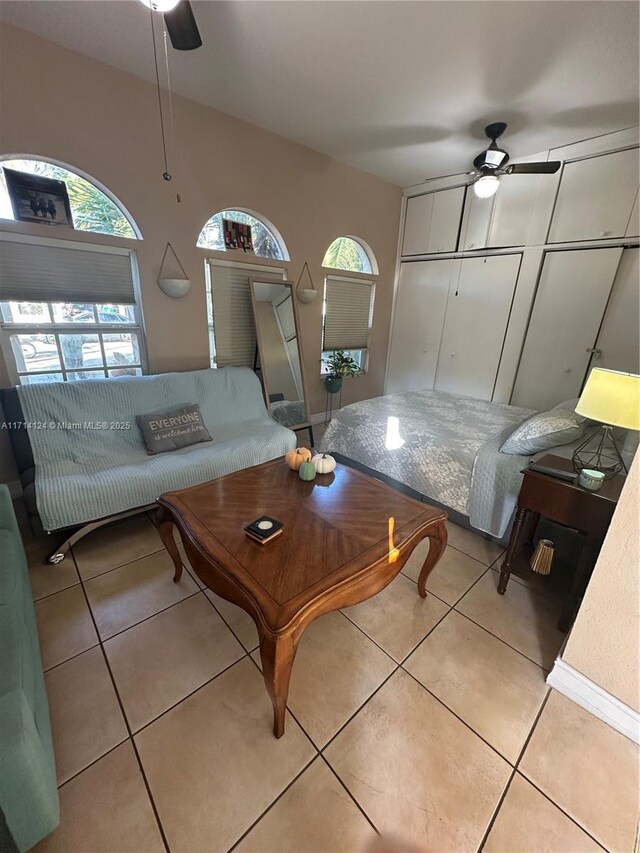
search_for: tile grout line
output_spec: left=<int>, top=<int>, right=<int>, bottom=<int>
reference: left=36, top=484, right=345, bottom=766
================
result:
left=226, top=753, right=319, bottom=853
left=96, top=588, right=202, bottom=643
left=340, top=585, right=452, bottom=666
left=511, top=691, right=609, bottom=852
left=513, top=771, right=609, bottom=852
left=476, top=689, right=553, bottom=851
left=447, top=558, right=560, bottom=671
left=476, top=767, right=518, bottom=853
left=320, top=753, right=381, bottom=837
left=69, top=549, right=172, bottom=853
left=130, top=646, right=250, bottom=738
left=452, top=607, right=553, bottom=672
left=400, top=663, right=520, bottom=769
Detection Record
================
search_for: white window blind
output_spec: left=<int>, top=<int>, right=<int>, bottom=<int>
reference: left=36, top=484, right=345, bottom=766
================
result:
left=323, top=276, right=375, bottom=351
left=207, top=261, right=284, bottom=368
left=0, top=236, right=136, bottom=304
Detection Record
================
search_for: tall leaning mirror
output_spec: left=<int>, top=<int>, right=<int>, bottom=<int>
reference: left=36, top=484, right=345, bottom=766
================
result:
left=249, top=278, right=310, bottom=435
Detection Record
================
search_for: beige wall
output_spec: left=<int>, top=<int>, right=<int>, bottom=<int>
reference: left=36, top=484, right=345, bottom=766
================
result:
left=562, top=454, right=640, bottom=713
left=0, top=23, right=401, bottom=480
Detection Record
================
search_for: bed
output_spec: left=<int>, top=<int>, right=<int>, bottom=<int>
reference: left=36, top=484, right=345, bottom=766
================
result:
left=318, top=389, right=540, bottom=539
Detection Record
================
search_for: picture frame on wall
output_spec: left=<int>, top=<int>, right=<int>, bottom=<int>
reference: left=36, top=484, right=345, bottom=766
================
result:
left=3, top=167, right=74, bottom=228
left=222, top=218, right=253, bottom=253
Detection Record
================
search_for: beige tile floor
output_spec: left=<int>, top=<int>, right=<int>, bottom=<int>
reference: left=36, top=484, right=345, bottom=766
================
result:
left=26, top=511, right=639, bottom=853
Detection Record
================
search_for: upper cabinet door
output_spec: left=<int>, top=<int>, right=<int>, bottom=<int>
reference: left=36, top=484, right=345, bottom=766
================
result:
left=401, top=187, right=464, bottom=256
left=548, top=148, right=640, bottom=243
left=487, top=174, right=542, bottom=248
left=426, top=186, right=465, bottom=253
left=434, top=254, right=522, bottom=400
left=402, top=194, right=434, bottom=256
left=386, top=260, right=454, bottom=393
left=459, top=190, right=494, bottom=251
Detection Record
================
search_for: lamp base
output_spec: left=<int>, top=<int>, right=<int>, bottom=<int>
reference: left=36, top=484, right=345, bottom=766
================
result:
left=572, top=425, right=627, bottom=479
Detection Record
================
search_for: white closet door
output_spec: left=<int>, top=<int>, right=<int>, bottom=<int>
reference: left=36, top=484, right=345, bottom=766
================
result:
left=511, top=248, right=623, bottom=411
left=548, top=148, right=640, bottom=243
left=591, top=248, right=640, bottom=375
left=434, top=254, right=521, bottom=400
left=402, top=194, right=434, bottom=256
left=426, top=186, right=464, bottom=253
left=626, top=190, right=639, bottom=238
left=386, top=260, right=454, bottom=393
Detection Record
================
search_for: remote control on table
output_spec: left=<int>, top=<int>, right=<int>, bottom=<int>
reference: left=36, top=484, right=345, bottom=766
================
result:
left=527, top=462, right=577, bottom=481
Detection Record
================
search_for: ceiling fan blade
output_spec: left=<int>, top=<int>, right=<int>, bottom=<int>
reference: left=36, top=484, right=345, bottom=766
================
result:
left=164, top=1, right=202, bottom=50
left=505, top=161, right=561, bottom=175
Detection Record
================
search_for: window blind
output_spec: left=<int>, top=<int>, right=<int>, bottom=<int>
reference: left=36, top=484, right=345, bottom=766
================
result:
left=323, top=276, right=375, bottom=351
left=208, top=262, right=284, bottom=368
left=0, top=238, right=136, bottom=304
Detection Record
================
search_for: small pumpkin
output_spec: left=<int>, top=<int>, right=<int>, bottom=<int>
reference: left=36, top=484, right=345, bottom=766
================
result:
left=298, top=460, right=317, bottom=481
left=286, top=447, right=312, bottom=470
left=312, top=453, right=337, bottom=474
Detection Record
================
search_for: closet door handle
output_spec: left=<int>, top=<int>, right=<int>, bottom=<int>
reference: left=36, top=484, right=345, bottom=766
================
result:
left=586, top=347, right=602, bottom=358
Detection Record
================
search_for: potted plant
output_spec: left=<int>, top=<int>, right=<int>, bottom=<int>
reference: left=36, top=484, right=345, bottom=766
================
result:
left=322, top=350, right=360, bottom=394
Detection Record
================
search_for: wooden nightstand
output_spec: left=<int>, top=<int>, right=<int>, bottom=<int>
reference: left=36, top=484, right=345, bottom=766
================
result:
left=497, top=454, right=625, bottom=632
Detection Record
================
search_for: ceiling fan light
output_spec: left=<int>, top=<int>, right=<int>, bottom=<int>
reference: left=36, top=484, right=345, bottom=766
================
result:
left=473, top=175, right=500, bottom=199
left=139, top=0, right=181, bottom=12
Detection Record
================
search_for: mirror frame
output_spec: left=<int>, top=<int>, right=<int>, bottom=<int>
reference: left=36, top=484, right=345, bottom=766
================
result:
left=249, top=277, right=311, bottom=430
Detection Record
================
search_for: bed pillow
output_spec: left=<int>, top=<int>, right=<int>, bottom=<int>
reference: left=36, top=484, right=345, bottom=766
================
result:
left=500, top=409, right=586, bottom=455
left=136, top=404, right=212, bottom=455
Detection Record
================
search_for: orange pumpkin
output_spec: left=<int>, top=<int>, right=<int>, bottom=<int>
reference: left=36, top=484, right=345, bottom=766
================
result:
left=286, top=447, right=312, bottom=470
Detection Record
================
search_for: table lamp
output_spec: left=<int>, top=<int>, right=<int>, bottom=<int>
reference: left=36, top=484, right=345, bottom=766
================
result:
left=573, top=368, right=640, bottom=478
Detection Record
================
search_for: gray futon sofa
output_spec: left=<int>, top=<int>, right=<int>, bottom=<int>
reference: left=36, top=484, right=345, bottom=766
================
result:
left=1, top=367, right=296, bottom=562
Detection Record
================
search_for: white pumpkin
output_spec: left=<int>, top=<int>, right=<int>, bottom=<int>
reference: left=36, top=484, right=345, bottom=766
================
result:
left=312, top=453, right=337, bottom=474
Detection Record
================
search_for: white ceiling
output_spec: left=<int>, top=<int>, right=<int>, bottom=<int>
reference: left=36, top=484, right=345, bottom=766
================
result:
left=1, top=1, right=638, bottom=187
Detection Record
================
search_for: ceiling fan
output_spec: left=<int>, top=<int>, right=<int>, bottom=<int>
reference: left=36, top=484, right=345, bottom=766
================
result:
left=469, top=122, right=561, bottom=198
left=139, top=0, right=202, bottom=51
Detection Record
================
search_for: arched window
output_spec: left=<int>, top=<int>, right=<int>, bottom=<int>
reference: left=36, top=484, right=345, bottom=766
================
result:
left=322, top=236, right=374, bottom=274
left=321, top=236, right=377, bottom=376
left=0, top=157, right=140, bottom=239
left=197, top=209, right=288, bottom=260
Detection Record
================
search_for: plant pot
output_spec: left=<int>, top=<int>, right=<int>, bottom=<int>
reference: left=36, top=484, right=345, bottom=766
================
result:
left=324, top=375, right=343, bottom=394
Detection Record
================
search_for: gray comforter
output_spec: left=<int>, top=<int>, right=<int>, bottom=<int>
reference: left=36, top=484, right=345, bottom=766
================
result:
left=318, top=390, right=535, bottom=538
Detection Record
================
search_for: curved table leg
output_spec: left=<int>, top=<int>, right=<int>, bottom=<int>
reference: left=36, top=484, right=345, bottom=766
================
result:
left=259, top=631, right=299, bottom=738
left=418, top=520, right=448, bottom=598
left=157, top=505, right=183, bottom=583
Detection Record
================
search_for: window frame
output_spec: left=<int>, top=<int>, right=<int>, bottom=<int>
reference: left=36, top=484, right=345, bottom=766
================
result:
left=0, top=155, right=142, bottom=240
left=197, top=209, right=290, bottom=261
left=204, top=257, right=287, bottom=368
left=321, top=236, right=377, bottom=275
left=321, top=272, right=376, bottom=376
left=0, top=236, right=147, bottom=385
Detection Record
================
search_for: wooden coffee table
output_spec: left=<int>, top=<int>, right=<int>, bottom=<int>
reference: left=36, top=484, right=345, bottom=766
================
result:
left=157, top=459, right=447, bottom=737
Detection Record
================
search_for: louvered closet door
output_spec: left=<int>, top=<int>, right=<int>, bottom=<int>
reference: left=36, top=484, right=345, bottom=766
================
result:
left=511, top=248, right=623, bottom=411
left=386, top=260, right=454, bottom=393
left=434, top=254, right=522, bottom=400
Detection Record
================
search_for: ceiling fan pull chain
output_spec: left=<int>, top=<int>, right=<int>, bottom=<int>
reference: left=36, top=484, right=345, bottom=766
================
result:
left=149, top=6, right=172, bottom=182
left=162, top=23, right=181, bottom=203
